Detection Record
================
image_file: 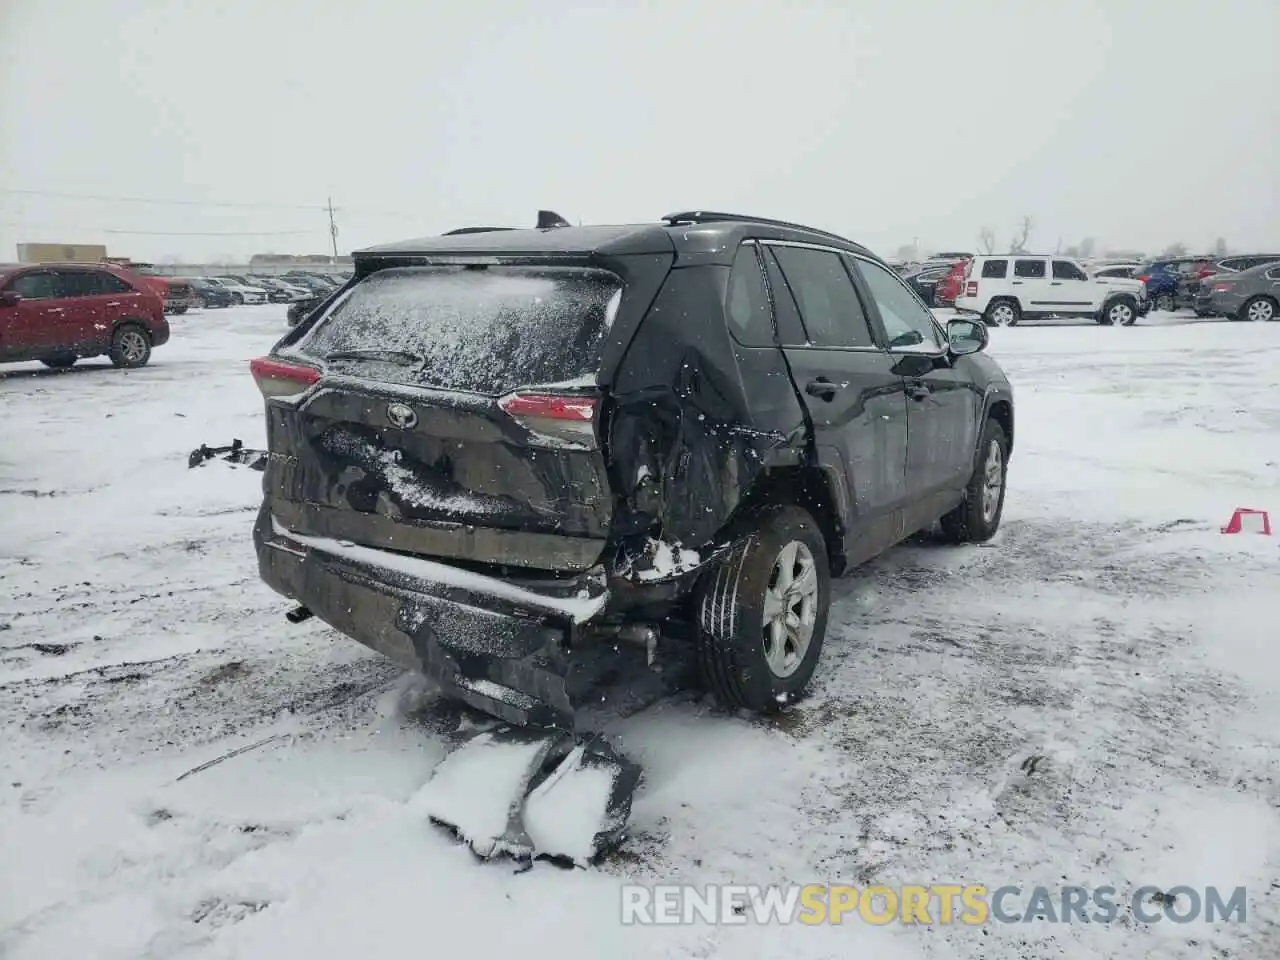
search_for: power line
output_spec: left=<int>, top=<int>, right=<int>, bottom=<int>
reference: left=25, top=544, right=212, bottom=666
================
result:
left=0, top=188, right=325, bottom=211
left=0, top=221, right=316, bottom=237
left=105, top=228, right=316, bottom=237
left=1, top=187, right=429, bottom=221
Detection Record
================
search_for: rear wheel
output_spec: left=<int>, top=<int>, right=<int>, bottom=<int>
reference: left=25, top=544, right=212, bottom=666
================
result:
left=984, top=299, right=1020, bottom=327
left=41, top=355, right=76, bottom=370
left=109, top=324, right=151, bottom=368
left=1242, top=296, right=1277, bottom=323
left=940, top=419, right=1008, bottom=543
left=696, top=506, right=830, bottom=712
left=1155, top=292, right=1175, bottom=312
left=232, top=293, right=244, bottom=305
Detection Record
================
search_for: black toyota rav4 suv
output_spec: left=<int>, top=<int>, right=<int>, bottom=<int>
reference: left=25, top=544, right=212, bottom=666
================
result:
left=252, top=211, right=1014, bottom=728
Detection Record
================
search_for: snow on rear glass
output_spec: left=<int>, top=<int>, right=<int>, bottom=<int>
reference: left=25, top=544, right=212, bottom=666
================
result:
left=296, top=266, right=618, bottom=395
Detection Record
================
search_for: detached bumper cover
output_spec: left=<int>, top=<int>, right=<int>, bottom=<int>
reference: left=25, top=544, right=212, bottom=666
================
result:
left=254, top=506, right=608, bottom=728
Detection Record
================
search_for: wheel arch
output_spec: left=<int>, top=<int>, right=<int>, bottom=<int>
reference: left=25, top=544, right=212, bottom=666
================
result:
left=733, top=463, right=849, bottom=574
left=981, top=390, right=1014, bottom=461
left=112, top=315, right=154, bottom=339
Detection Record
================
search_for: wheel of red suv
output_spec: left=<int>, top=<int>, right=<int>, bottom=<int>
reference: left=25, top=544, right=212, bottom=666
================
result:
left=695, top=505, right=831, bottom=712
left=41, top=355, right=76, bottom=370
left=109, top=324, right=151, bottom=368
left=984, top=299, right=1020, bottom=327
left=1102, top=296, right=1138, bottom=326
left=1242, top=296, right=1277, bottom=323
left=940, top=418, right=1008, bottom=543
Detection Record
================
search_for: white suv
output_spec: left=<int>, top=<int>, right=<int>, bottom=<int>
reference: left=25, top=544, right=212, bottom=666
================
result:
left=954, top=255, right=1149, bottom=327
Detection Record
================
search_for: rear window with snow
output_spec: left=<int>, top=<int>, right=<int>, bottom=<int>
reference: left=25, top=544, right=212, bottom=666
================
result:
left=292, top=265, right=621, bottom=395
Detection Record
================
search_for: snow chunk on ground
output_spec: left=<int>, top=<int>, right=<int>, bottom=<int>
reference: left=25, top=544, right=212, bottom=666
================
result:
left=524, top=745, right=624, bottom=866
left=410, top=732, right=549, bottom=857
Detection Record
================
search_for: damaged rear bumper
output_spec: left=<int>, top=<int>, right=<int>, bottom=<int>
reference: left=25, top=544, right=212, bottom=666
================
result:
left=253, top=504, right=609, bottom=729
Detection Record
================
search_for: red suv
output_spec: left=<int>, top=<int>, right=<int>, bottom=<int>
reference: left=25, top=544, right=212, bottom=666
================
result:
left=0, top=262, right=169, bottom=369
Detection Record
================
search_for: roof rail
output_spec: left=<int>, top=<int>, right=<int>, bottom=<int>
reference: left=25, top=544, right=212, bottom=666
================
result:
left=661, top=210, right=856, bottom=246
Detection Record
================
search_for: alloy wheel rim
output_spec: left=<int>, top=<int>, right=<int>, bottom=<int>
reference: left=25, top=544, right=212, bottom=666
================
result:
left=993, top=305, right=1014, bottom=326
left=982, top=440, right=1004, bottom=524
left=1248, top=300, right=1273, bottom=322
left=761, top=540, right=818, bottom=679
left=1110, top=303, right=1133, bottom=325
left=121, top=331, right=147, bottom=362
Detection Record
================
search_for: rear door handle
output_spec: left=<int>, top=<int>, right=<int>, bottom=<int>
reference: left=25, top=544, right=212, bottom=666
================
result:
left=805, top=377, right=842, bottom=400
left=907, top=381, right=933, bottom=401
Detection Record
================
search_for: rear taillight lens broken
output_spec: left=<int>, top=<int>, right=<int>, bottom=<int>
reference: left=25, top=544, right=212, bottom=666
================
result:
left=498, top=391, right=599, bottom=448
left=250, top=356, right=320, bottom=399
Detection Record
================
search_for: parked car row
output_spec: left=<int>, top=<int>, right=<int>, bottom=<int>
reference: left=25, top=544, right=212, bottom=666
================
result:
left=1073, top=254, right=1280, bottom=316
left=162, top=271, right=350, bottom=312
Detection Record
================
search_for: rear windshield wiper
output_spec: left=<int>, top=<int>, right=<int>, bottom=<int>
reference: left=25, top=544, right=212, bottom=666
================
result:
left=323, top=349, right=424, bottom=365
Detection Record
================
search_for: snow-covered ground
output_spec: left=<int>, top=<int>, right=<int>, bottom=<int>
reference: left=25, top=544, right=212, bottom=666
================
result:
left=2, top=305, right=1278, bottom=959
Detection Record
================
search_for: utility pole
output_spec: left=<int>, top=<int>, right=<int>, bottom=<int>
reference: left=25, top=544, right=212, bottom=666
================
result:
left=326, top=196, right=339, bottom=263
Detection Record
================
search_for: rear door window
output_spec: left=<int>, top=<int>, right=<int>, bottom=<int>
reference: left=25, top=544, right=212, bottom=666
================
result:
left=292, top=265, right=620, bottom=395
left=1052, top=261, right=1089, bottom=280
left=1014, top=259, right=1046, bottom=278
left=981, top=259, right=1008, bottom=278
left=725, top=243, right=774, bottom=346
left=54, top=270, right=104, bottom=297
left=97, top=273, right=132, bottom=293
left=767, top=245, right=874, bottom=348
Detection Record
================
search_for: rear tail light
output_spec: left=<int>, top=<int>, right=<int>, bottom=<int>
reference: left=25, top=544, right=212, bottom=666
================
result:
left=1136, top=274, right=1149, bottom=283
left=250, top=356, right=320, bottom=398
left=1213, top=281, right=1234, bottom=292
left=965, top=281, right=978, bottom=297
left=498, top=390, right=599, bottom=448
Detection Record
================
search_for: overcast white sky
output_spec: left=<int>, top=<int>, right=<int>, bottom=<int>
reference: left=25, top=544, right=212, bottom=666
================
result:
left=2, top=0, right=1276, bottom=262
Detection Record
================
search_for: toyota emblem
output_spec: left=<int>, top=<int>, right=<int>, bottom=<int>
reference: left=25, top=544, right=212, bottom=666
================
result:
left=386, top=402, right=418, bottom=430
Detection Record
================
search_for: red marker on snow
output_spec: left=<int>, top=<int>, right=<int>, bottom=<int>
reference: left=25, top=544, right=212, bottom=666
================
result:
left=1220, top=508, right=1272, bottom=535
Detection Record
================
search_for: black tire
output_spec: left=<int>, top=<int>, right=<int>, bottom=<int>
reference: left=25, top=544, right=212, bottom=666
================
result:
left=1100, top=296, right=1138, bottom=326
left=940, top=419, right=1008, bottom=543
left=1241, top=295, right=1277, bottom=323
left=695, top=505, right=831, bottom=712
left=172, top=305, right=188, bottom=315
left=984, top=298, right=1020, bottom=327
left=1155, top=292, right=1175, bottom=312
left=41, top=355, right=76, bottom=369
left=232, top=293, right=244, bottom=305
left=109, top=323, right=151, bottom=368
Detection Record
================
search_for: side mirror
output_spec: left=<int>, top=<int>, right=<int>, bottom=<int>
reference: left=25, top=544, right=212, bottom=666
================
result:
left=948, top=317, right=988, bottom=355
left=0, top=290, right=21, bottom=308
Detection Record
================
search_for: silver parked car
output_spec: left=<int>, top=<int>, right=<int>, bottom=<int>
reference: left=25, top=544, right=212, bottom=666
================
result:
left=1200, top=261, right=1280, bottom=322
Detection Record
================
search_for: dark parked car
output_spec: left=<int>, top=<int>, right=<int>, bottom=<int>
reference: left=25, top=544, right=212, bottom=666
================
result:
left=252, top=211, right=1014, bottom=730
left=189, top=278, right=235, bottom=308
left=1198, top=261, right=1280, bottom=321
left=285, top=293, right=324, bottom=327
left=1136, top=257, right=1204, bottom=311
left=900, top=262, right=955, bottom=307
left=1185, top=255, right=1280, bottom=316
left=0, top=262, right=168, bottom=368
